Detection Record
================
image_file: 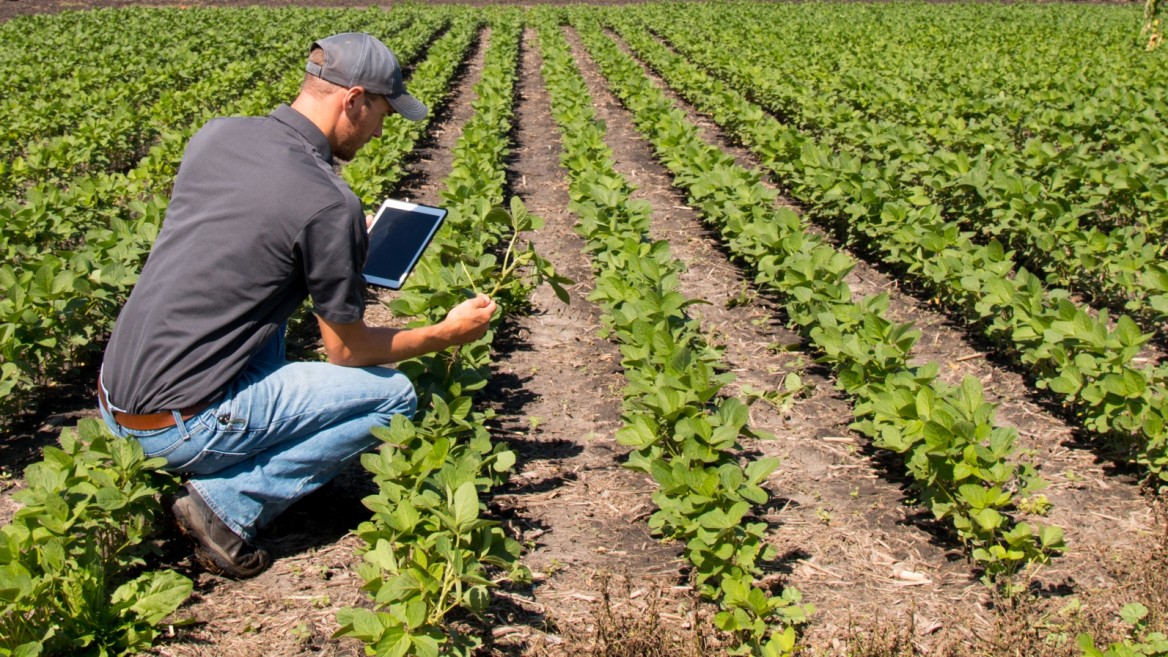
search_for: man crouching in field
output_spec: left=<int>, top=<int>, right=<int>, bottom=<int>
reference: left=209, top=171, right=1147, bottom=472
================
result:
left=96, top=33, right=495, bottom=579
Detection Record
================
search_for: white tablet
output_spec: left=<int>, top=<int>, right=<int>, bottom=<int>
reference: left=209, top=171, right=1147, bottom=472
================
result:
left=363, top=199, right=448, bottom=289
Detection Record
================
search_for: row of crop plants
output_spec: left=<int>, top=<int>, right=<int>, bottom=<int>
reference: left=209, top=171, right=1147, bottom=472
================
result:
left=335, top=9, right=569, bottom=655
left=0, top=7, right=503, bottom=656
left=579, top=7, right=1066, bottom=586
left=535, top=9, right=816, bottom=655
left=615, top=3, right=1168, bottom=489
left=656, top=3, right=1168, bottom=339
left=0, top=6, right=452, bottom=427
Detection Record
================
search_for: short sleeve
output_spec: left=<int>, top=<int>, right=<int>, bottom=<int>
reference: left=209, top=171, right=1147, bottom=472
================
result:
left=295, top=201, right=368, bottom=323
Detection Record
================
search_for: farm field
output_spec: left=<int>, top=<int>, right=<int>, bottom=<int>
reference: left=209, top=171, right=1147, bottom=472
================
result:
left=1, top=1, right=1167, bottom=656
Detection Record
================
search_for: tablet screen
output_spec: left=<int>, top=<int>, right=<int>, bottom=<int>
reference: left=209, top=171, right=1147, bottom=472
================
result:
left=363, top=199, right=447, bottom=289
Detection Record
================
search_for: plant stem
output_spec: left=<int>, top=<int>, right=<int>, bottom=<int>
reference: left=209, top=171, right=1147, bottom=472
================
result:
left=459, top=260, right=481, bottom=295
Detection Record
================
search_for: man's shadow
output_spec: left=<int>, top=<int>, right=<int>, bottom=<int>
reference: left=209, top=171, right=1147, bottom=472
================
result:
left=259, top=459, right=379, bottom=558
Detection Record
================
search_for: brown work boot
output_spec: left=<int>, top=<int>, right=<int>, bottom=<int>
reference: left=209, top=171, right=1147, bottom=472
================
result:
left=171, top=484, right=271, bottom=579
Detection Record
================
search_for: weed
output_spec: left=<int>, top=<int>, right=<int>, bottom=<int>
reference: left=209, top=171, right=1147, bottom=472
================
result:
left=290, top=621, right=312, bottom=644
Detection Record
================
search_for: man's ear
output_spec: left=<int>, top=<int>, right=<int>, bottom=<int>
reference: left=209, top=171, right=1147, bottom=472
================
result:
left=343, top=86, right=366, bottom=111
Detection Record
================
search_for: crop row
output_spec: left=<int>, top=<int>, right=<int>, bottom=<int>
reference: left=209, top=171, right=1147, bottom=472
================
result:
left=634, top=5, right=1168, bottom=340
left=537, top=10, right=812, bottom=655
left=337, top=11, right=568, bottom=656
left=622, top=6, right=1168, bottom=487
left=574, top=9, right=1062, bottom=588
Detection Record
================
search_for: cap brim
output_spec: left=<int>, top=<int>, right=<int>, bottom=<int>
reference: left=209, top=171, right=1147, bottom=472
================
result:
left=388, top=93, right=427, bottom=121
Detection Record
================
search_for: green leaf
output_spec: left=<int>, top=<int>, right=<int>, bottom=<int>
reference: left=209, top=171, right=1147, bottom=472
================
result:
left=339, top=607, right=386, bottom=642
left=698, top=501, right=749, bottom=529
left=11, top=643, right=43, bottom=657
left=744, top=457, right=780, bottom=485
left=493, top=450, right=516, bottom=473
left=452, top=481, right=479, bottom=530
left=1076, top=632, right=1105, bottom=657
left=411, top=633, right=441, bottom=657
left=1120, top=602, right=1149, bottom=625
left=111, top=570, right=193, bottom=625
left=974, top=508, right=1004, bottom=531
left=402, top=599, right=427, bottom=630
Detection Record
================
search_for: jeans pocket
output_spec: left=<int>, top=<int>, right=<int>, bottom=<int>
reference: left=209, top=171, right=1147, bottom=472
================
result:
left=132, top=427, right=188, bottom=460
left=134, top=409, right=225, bottom=471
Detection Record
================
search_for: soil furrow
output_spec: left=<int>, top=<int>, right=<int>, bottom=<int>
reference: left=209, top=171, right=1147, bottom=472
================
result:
left=479, top=27, right=689, bottom=653
left=603, top=20, right=1154, bottom=534
left=563, top=26, right=999, bottom=648
left=587, top=24, right=1160, bottom=651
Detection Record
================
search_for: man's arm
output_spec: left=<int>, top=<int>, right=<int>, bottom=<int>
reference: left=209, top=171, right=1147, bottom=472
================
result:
left=317, top=294, right=497, bottom=367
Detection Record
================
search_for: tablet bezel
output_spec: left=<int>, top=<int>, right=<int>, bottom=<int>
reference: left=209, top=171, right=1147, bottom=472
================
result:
left=362, top=199, right=447, bottom=290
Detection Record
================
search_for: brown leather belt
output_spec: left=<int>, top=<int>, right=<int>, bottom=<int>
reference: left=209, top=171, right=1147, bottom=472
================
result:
left=97, top=384, right=213, bottom=432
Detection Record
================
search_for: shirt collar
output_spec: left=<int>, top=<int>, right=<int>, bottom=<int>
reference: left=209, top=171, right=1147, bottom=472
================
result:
left=270, top=104, right=333, bottom=164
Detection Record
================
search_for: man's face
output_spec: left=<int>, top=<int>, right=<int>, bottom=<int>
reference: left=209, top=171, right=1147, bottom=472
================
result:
left=335, top=91, right=395, bottom=161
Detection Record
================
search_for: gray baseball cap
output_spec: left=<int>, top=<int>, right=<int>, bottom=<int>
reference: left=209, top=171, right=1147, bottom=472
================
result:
left=305, top=32, right=427, bottom=121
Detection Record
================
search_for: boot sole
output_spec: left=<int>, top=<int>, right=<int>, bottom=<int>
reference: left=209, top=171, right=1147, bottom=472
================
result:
left=172, top=493, right=271, bottom=579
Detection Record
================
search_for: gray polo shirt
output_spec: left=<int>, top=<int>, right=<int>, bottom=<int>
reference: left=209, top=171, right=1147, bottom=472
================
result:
left=103, top=104, right=368, bottom=414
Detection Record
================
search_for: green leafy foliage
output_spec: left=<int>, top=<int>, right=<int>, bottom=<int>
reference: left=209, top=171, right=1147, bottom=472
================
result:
left=0, top=419, right=191, bottom=657
left=338, top=10, right=565, bottom=655
left=631, top=2, right=1168, bottom=487
left=580, top=6, right=1064, bottom=587
left=537, top=10, right=810, bottom=654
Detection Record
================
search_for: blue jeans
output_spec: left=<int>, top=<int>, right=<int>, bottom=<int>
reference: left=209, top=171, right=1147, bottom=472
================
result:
left=99, top=331, right=417, bottom=541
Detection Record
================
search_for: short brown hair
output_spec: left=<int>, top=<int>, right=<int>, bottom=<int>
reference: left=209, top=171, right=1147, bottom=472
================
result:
left=300, top=46, right=346, bottom=98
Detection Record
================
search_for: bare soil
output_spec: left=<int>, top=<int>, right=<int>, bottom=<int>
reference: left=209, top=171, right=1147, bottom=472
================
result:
left=2, top=3, right=1164, bottom=657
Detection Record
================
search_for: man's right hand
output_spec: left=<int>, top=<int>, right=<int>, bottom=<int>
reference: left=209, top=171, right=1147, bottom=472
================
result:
left=441, top=294, right=497, bottom=345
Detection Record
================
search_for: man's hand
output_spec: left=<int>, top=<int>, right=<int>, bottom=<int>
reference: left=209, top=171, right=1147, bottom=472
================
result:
left=316, top=295, right=496, bottom=367
left=440, top=294, right=497, bottom=345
